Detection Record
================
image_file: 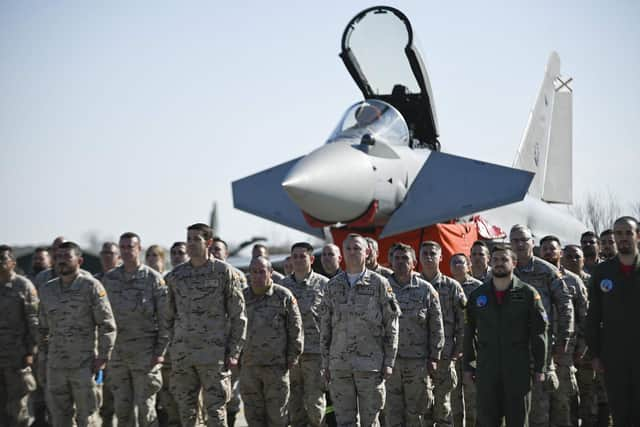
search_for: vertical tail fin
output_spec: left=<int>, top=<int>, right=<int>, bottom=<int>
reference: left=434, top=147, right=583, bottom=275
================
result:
left=513, top=52, right=573, bottom=204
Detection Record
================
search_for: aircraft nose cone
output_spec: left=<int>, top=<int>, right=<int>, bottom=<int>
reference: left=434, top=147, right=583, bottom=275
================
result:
left=282, top=143, right=376, bottom=223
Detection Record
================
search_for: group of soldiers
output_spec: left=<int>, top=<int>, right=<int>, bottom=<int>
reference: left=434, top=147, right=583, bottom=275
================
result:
left=1, top=215, right=639, bottom=427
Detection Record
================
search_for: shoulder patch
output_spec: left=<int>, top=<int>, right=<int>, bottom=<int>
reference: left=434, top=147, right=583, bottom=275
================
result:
left=291, top=296, right=297, bottom=305
left=599, top=279, right=614, bottom=293
left=476, top=295, right=488, bottom=308
left=534, top=292, right=541, bottom=301
left=98, top=288, right=106, bottom=297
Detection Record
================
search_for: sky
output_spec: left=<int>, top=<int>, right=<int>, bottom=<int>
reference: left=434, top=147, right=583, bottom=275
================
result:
left=1, top=1, right=639, bottom=251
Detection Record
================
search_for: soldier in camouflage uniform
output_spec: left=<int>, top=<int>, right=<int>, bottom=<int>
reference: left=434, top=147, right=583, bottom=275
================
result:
left=281, top=242, right=328, bottom=427
left=94, top=241, right=120, bottom=427
left=365, top=237, right=393, bottom=278
left=252, top=244, right=285, bottom=284
left=158, top=242, right=189, bottom=427
left=541, top=236, right=588, bottom=427
left=39, top=242, right=117, bottom=427
left=470, top=241, right=491, bottom=282
left=210, top=237, right=247, bottom=427
left=562, top=245, right=610, bottom=427
left=449, top=253, right=482, bottom=427
left=320, top=233, right=400, bottom=426
left=0, top=245, right=39, bottom=427
left=165, top=223, right=247, bottom=427
left=28, top=246, right=51, bottom=281
left=385, top=243, right=444, bottom=427
left=321, top=244, right=342, bottom=279
left=241, top=256, right=303, bottom=426
left=509, top=225, right=574, bottom=427
left=419, top=241, right=467, bottom=427
left=102, top=232, right=170, bottom=426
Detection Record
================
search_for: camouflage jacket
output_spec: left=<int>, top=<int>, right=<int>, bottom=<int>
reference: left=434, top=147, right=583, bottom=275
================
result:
left=166, top=259, right=247, bottom=366
left=422, top=272, right=467, bottom=359
left=459, top=276, right=483, bottom=299
left=241, top=283, right=303, bottom=367
left=39, top=274, right=116, bottom=368
left=281, top=271, right=328, bottom=355
left=0, top=274, right=39, bottom=367
left=102, top=264, right=170, bottom=368
left=389, top=274, right=444, bottom=360
left=558, top=267, right=588, bottom=360
left=514, top=257, right=574, bottom=350
left=320, top=270, right=400, bottom=372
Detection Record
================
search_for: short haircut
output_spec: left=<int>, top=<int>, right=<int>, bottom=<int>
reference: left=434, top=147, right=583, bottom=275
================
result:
left=344, top=233, right=367, bottom=247
left=491, top=243, right=517, bottom=261
left=58, top=241, right=83, bottom=257
left=580, top=231, right=598, bottom=242
left=100, top=242, right=118, bottom=253
left=614, top=216, right=639, bottom=230
left=420, top=240, right=441, bottom=251
left=291, top=242, right=314, bottom=254
left=599, top=229, right=614, bottom=238
left=120, top=232, right=141, bottom=243
left=471, top=240, right=489, bottom=249
left=510, top=224, right=532, bottom=238
left=365, top=237, right=379, bottom=252
left=253, top=243, right=269, bottom=256
left=188, top=223, right=213, bottom=241
left=250, top=255, right=272, bottom=270
left=34, top=246, right=49, bottom=254
left=146, top=245, right=165, bottom=258
left=450, top=252, right=470, bottom=264
left=0, top=245, right=15, bottom=260
left=212, top=237, right=228, bottom=250
left=539, top=235, right=561, bottom=246
left=391, top=243, right=416, bottom=262
left=171, top=241, right=186, bottom=251
left=564, top=244, right=583, bottom=254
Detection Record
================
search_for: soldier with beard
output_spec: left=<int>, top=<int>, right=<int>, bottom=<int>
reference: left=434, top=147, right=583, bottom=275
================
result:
left=587, top=216, right=640, bottom=425
left=464, top=245, right=548, bottom=426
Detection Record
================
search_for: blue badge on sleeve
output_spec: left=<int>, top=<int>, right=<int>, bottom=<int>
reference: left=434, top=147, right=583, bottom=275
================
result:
left=476, top=295, right=488, bottom=308
left=600, top=279, right=614, bottom=293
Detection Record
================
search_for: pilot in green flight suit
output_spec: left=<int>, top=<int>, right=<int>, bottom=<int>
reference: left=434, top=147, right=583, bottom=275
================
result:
left=464, top=245, right=548, bottom=427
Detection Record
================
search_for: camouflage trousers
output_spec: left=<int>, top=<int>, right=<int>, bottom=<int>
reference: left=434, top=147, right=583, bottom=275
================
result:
left=240, top=364, right=290, bottom=427
left=530, top=367, right=559, bottom=427
left=0, top=367, right=35, bottom=427
left=329, top=369, right=385, bottom=427
left=289, top=354, right=326, bottom=427
left=100, top=382, right=115, bottom=427
left=47, top=365, right=100, bottom=427
left=550, top=364, right=578, bottom=427
left=227, top=365, right=241, bottom=414
left=576, top=364, right=597, bottom=427
left=432, top=359, right=457, bottom=426
left=157, top=364, right=180, bottom=427
left=106, top=362, right=163, bottom=426
left=451, top=359, right=476, bottom=427
left=383, top=357, right=431, bottom=427
left=171, top=363, right=231, bottom=427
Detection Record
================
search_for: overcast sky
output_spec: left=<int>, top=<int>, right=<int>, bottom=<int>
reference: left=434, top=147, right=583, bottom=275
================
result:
left=2, top=1, right=638, bottom=250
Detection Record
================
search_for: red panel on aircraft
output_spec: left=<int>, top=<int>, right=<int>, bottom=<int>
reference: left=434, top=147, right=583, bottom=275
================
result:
left=330, top=222, right=479, bottom=277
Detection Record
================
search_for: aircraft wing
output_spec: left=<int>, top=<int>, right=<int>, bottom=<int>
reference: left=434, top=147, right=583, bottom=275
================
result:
left=379, top=151, right=534, bottom=238
left=232, top=158, right=325, bottom=238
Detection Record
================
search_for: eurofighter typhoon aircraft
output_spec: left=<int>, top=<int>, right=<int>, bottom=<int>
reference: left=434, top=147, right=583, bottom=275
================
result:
left=232, top=6, right=586, bottom=244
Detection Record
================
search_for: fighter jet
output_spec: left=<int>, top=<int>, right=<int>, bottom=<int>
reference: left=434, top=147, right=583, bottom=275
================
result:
left=232, top=6, right=585, bottom=246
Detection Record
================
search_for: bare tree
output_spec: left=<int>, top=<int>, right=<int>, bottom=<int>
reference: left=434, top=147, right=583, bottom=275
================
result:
left=571, top=191, right=621, bottom=235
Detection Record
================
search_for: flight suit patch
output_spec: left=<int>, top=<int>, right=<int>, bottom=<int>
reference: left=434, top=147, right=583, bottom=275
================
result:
left=476, top=295, right=488, bottom=308
left=600, top=279, right=614, bottom=293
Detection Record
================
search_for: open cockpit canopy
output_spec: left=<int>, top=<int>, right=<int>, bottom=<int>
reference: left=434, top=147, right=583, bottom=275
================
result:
left=340, top=6, right=440, bottom=150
